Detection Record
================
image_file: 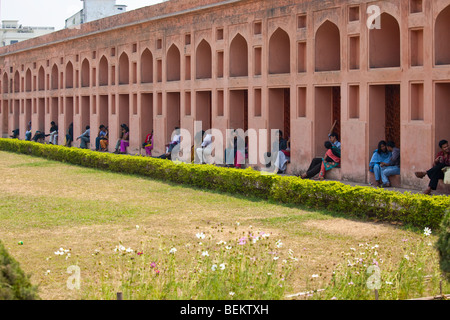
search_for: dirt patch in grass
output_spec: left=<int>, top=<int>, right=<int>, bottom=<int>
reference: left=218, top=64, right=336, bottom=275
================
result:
left=302, top=219, right=398, bottom=240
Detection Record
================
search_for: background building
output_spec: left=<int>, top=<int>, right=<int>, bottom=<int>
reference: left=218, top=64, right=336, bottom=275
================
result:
left=65, top=0, right=127, bottom=29
left=0, top=20, right=54, bottom=47
left=0, top=0, right=449, bottom=193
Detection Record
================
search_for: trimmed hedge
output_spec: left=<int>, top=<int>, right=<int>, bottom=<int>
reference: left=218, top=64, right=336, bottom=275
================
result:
left=0, top=240, right=40, bottom=300
left=0, top=138, right=449, bottom=231
left=437, top=210, right=450, bottom=280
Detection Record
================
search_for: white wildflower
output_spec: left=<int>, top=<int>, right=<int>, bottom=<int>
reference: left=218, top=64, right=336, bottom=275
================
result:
left=219, top=263, right=226, bottom=270
left=423, top=227, right=432, bottom=237
left=196, top=232, right=206, bottom=239
left=169, top=248, right=177, bottom=254
left=211, top=264, right=217, bottom=271
left=276, top=240, right=283, bottom=248
left=202, top=251, right=209, bottom=257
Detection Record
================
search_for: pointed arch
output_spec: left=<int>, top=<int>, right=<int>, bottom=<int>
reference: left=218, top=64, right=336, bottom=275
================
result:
left=25, top=68, right=32, bottom=92
left=99, top=56, right=108, bottom=86
left=119, top=52, right=129, bottom=85
left=435, top=5, right=450, bottom=65
left=196, top=39, right=212, bottom=79
left=81, top=59, right=90, bottom=87
left=38, top=66, right=45, bottom=91
left=369, top=13, right=400, bottom=68
left=65, top=61, right=73, bottom=88
left=51, top=64, right=59, bottom=90
left=315, top=20, right=341, bottom=71
left=167, top=44, right=181, bottom=81
left=141, top=48, right=153, bottom=83
left=229, top=33, right=248, bottom=77
left=269, top=28, right=290, bottom=74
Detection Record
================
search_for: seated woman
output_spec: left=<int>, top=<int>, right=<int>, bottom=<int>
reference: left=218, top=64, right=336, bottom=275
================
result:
left=95, top=125, right=108, bottom=151
left=114, top=124, right=127, bottom=153
left=99, top=126, right=109, bottom=151
left=224, top=130, right=245, bottom=168
left=142, top=131, right=153, bottom=156
left=316, top=141, right=341, bottom=180
left=369, top=140, right=391, bottom=187
left=119, top=125, right=130, bottom=154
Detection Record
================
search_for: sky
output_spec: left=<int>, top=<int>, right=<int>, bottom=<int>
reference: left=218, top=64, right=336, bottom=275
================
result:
left=0, top=0, right=164, bottom=31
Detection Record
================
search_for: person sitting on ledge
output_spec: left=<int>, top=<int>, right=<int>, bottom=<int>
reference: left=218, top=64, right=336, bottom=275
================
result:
left=196, top=131, right=214, bottom=164
left=369, top=140, right=391, bottom=187
left=328, top=132, right=341, bottom=150
left=142, top=130, right=153, bottom=156
left=65, top=123, right=74, bottom=147
left=32, top=130, right=45, bottom=143
left=99, top=126, right=109, bottom=151
left=119, top=125, right=130, bottom=154
left=265, top=130, right=289, bottom=174
left=315, top=141, right=341, bottom=180
left=10, top=129, right=19, bottom=139
left=25, top=124, right=32, bottom=141
left=46, top=121, right=58, bottom=145
left=77, top=125, right=90, bottom=149
left=415, top=139, right=450, bottom=195
left=114, top=124, right=128, bottom=153
left=378, top=141, right=400, bottom=188
left=95, top=125, right=108, bottom=151
left=156, top=127, right=181, bottom=160
left=224, top=129, right=245, bottom=168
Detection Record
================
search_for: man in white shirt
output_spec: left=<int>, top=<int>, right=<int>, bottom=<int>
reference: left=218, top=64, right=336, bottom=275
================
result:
left=196, top=131, right=213, bottom=164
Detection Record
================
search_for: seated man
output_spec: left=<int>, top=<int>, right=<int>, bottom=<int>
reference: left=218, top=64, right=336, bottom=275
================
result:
left=10, top=129, right=19, bottom=139
left=265, top=130, right=289, bottom=174
left=32, top=130, right=46, bottom=143
left=196, top=131, right=213, bottom=164
left=25, top=124, right=32, bottom=141
left=379, top=141, right=400, bottom=188
left=76, top=125, right=91, bottom=149
left=156, top=127, right=180, bottom=160
left=301, top=134, right=341, bottom=179
left=328, top=132, right=341, bottom=150
left=95, top=125, right=108, bottom=151
left=415, top=139, right=450, bottom=195
left=47, top=121, right=58, bottom=145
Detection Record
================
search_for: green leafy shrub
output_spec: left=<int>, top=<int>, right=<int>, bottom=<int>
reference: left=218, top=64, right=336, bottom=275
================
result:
left=0, top=138, right=449, bottom=231
left=437, top=210, right=450, bottom=280
left=0, top=241, right=39, bottom=300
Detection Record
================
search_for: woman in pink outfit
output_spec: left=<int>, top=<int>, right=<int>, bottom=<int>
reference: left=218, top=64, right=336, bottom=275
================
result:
left=119, top=125, right=130, bottom=154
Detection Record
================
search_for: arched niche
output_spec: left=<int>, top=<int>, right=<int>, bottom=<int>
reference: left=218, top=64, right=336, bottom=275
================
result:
left=229, top=33, right=248, bottom=77
left=269, top=28, right=290, bottom=74
left=369, top=13, right=401, bottom=68
left=196, top=39, right=212, bottom=79
left=315, top=20, right=341, bottom=72
left=167, top=44, right=181, bottom=81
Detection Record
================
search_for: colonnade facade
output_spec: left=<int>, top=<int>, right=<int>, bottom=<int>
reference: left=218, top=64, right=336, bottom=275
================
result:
left=0, top=0, right=449, bottom=191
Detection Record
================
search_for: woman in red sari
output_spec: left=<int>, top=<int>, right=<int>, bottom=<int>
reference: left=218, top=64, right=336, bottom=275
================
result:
left=317, top=141, right=341, bottom=180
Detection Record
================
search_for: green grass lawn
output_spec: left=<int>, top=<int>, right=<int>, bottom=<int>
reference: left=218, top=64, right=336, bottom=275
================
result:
left=0, top=151, right=447, bottom=300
